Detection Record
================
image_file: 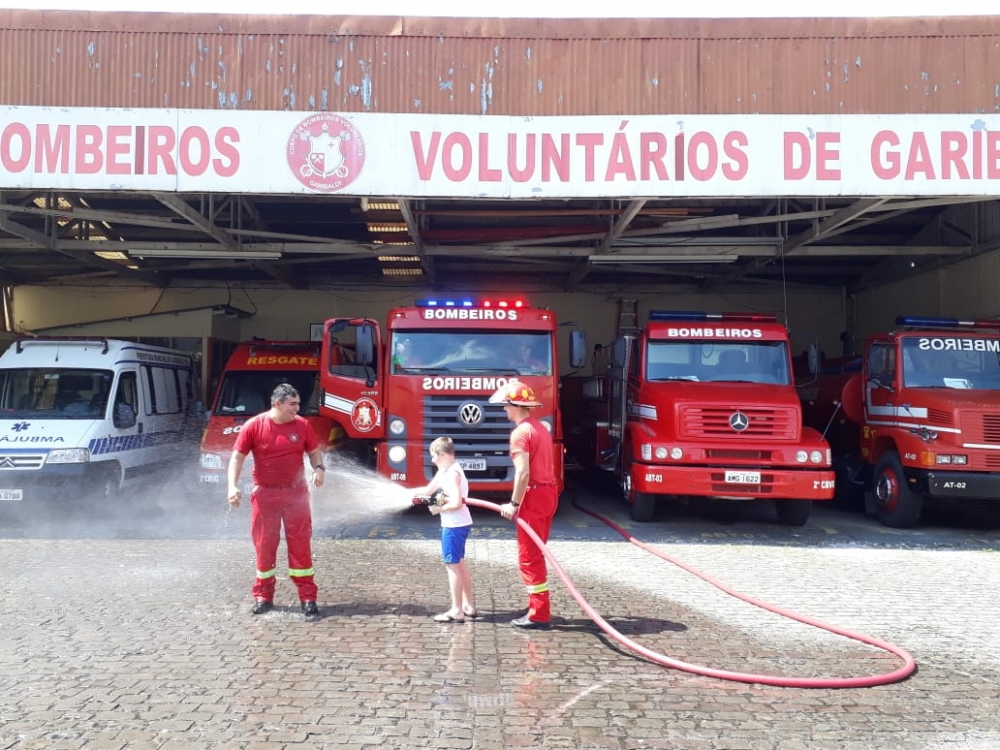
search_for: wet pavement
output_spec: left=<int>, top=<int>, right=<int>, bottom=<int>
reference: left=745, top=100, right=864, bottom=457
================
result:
left=1, top=472, right=999, bottom=749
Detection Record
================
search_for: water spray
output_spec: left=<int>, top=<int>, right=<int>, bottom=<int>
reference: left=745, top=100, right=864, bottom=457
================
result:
left=461, top=495, right=916, bottom=689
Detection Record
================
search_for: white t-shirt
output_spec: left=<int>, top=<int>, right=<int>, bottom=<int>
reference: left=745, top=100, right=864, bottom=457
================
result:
left=436, top=461, right=472, bottom=529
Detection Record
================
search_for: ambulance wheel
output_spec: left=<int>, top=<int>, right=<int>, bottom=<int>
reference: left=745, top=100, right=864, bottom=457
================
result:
left=871, top=450, right=923, bottom=528
left=775, top=500, right=811, bottom=526
left=99, top=465, right=123, bottom=501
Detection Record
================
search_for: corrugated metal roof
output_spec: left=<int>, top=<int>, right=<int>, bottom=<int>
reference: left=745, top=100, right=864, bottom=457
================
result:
left=0, top=12, right=998, bottom=114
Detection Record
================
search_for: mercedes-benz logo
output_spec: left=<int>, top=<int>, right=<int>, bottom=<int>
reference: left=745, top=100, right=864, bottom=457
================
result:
left=729, top=411, right=750, bottom=432
left=459, top=403, right=484, bottom=426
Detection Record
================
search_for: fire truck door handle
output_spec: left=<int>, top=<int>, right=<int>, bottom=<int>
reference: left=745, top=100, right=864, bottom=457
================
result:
left=137, top=422, right=144, bottom=434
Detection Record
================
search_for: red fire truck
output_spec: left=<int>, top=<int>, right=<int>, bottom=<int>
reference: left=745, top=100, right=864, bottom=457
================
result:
left=798, top=315, right=1000, bottom=528
left=198, top=340, right=345, bottom=496
left=316, top=296, right=565, bottom=494
left=563, top=307, right=834, bottom=525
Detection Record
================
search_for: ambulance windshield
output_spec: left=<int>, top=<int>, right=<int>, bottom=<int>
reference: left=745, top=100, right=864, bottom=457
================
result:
left=0, top=368, right=114, bottom=419
left=646, top=341, right=791, bottom=385
left=215, top=372, right=321, bottom=415
left=390, top=331, right=553, bottom=376
left=901, top=336, right=1000, bottom=390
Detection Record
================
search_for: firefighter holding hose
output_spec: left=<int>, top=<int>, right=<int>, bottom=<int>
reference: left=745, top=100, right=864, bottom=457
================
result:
left=491, top=381, right=559, bottom=630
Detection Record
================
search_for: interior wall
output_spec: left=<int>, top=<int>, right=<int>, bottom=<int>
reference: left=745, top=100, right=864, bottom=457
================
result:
left=851, top=253, right=1000, bottom=347
left=12, top=284, right=848, bottom=373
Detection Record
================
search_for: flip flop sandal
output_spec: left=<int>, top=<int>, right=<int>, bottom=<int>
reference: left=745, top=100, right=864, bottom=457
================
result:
left=433, top=613, right=465, bottom=623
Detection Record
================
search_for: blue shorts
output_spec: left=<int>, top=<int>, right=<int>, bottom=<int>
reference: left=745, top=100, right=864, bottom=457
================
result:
left=441, top=525, right=471, bottom=564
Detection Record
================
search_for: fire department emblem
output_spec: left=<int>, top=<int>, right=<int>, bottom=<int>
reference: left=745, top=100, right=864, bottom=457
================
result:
left=351, top=397, right=380, bottom=433
left=289, top=433, right=299, bottom=443
left=287, top=113, right=365, bottom=193
left=729, top=411, right=750, bottom=432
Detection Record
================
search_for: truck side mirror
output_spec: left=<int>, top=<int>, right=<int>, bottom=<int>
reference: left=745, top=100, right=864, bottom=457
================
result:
left=114, top=402, right=136, bottom=429
left=569, top=330, right=586, bottom=369
left=356, top=324, right=375, bottom=366
left=807, top=343, right=820, bottom=375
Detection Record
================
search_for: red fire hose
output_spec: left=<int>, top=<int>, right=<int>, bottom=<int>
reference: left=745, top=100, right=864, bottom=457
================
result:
left=466, top=496, right=916, bottom=689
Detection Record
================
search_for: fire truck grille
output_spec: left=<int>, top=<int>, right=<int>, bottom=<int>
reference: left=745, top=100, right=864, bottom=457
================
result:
left=926, top=408, right=953, bottom=426
left=705, top=449, right=773, bottom=460
left=679, top=406, right=798, bottom=440
left=985, top=454, right=1000, bottom=470
left=979, top=414, right=1000, bottom=444
left=421, top=396, right=512, bottom=482
left=0, top=452, right=46, bottom=470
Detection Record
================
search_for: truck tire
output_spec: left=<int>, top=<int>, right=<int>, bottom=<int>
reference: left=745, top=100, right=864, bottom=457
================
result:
left=630, top=492, right=656, bottom=522
left=871, top=450, right=923, bottom=528
left=621, top=446, right=657, bottom=522
left=774, top=500, right=811, bottom=526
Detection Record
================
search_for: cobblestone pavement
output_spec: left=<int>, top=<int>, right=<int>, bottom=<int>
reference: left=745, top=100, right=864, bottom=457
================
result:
left=1, top=474, right=999, bottom=749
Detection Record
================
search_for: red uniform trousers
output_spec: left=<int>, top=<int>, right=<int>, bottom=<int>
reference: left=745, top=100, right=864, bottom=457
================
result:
left=250, top=482, right=317, bottom=602
left=516, top=483, right=559, bottom=622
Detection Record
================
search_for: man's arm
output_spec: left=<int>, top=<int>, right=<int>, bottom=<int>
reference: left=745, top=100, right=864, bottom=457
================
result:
left=227, top=451, right=248, bottom=507
left=307, top=447, right=326, bottom=488
left=501, top=451, right=530, bottom=520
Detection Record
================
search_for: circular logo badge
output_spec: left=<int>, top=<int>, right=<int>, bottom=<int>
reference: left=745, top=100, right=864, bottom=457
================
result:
left=351, top=397, right=380, bottom=433
left=287, top=113, right=365, bottom=193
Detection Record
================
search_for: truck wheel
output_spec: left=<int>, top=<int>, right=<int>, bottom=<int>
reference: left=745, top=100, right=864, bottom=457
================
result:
left=775, top=500, right=811, bottom=526
left=871, top=450, right=923, bottom=528
left=621, top=447, right=656, bottom=522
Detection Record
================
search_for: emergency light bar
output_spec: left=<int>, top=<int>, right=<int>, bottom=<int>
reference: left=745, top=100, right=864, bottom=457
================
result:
left=896, top=316, right=1000, bottom=331
left=649, top=310, right=778, bottom=323
left=415, top=297, right=529, bottom=309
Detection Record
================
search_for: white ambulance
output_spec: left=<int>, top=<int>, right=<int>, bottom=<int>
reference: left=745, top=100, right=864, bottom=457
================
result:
left=0, top=338, right=199, bottom=505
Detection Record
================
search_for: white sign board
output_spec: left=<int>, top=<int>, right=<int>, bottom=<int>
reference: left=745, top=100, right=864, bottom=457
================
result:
left=0, top=106, right=997, bottom=197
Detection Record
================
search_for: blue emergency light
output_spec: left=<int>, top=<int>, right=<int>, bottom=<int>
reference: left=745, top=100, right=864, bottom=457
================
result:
left=649, top=310, right=778, bottom=323
left=415, top=296, right=529, bottom=309
left=896, top=316, right=1000, bottom=330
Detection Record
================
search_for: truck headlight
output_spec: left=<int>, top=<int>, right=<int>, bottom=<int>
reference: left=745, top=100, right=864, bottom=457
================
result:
left=795, top=450, right=808, bottom=464
left=654, top=447, right=668, bottom=460
left=810, top=450, right=823, bottom=464
left=46, top=448, right=91, bottom=464
left=388, top=445, right=406, bottom=463
left=200, top=453, right=224, bottom=470
left=389, top=418, right=405, bottom=436
left=670, top=447, right=683, bottom=460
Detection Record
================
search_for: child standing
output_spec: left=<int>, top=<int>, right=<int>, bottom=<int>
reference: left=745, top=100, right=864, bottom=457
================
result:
left=417, top=436, right=477, bottom=623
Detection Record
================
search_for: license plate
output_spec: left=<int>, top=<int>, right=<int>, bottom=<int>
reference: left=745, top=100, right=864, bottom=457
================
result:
left=724, top=470, right=761, bottom=485
left=458, top=458, right=487, bottom=472
left=0, top=489, right=23, bottom=502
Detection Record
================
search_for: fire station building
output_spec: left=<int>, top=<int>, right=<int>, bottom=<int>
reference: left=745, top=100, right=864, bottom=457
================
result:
left=0, top=11, right=999, bottom=396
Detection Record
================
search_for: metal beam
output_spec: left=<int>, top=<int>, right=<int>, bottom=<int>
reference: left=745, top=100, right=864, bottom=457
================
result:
left=152, top=193, right=237, bottom=249
left=596, top=199, right=647, bottom=254
left=782, top=198, right=890, bottom=256
left=396, top=198, right=435, bottom=283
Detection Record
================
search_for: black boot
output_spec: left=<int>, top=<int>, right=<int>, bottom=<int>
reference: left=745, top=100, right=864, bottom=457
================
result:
left=251, top=599, right=273, bottom=615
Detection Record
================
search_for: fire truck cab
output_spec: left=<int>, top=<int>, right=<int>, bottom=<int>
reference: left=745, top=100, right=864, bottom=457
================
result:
left=198, top=340, right=345, bottom=497
left=316, top=296, right=565, bottom=495
left=798, top=315, right=1000, bottom=528
left=564, top=307, right=834, bottom=525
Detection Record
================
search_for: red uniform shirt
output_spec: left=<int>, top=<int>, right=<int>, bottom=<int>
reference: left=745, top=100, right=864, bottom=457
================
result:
left=510, top=416, right=556, bottom=485
left=234, top=414, right=319, bottom=487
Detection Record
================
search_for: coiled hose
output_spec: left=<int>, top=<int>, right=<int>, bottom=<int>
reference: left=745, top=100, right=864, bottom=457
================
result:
left=466, top=496, right=916, bottom=689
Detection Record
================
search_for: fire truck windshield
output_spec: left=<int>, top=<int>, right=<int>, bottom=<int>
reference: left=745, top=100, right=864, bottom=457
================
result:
left=391, top=331, right=552, bottom=376
left=215, top=372, right=322, bottom=416
left=646, top=341, right=791, bottom=385
left=901, top=336, right=1000, bottom=390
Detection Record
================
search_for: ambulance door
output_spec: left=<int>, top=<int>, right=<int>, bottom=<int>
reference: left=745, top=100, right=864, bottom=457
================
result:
left=318, top=318, right=387, bottom=439
left=107, top=370, right=142, bottom=481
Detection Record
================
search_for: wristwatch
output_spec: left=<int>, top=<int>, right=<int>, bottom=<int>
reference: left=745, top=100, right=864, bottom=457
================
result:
left=313, top=465, right=326, bottom=471
left=510, top=500, right=520, bottom=507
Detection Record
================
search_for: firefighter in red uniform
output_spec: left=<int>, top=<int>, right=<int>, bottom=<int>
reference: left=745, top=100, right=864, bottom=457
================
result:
left=492, top=381, right=559, bottom=630
left=227, top=383, right=326, bottom=617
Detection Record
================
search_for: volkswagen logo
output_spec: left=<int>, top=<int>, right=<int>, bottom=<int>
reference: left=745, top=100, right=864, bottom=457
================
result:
left=459, top=403, right=484, bottom=427
left=729, top=411, right=750, bottom=432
